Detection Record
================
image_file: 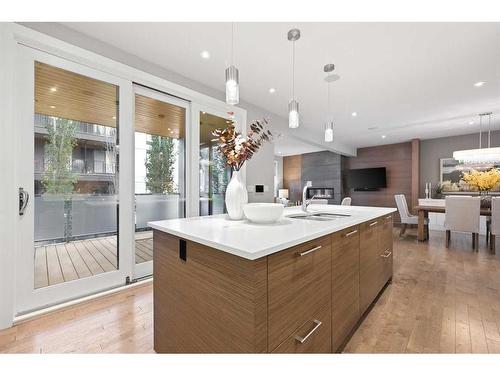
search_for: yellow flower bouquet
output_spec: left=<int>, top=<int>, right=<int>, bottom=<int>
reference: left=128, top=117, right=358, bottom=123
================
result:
left=461, top=169, right=500, bottom=191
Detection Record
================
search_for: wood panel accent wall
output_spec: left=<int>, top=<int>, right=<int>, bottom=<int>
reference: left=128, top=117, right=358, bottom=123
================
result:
left=344, top=142, right=413, bottom=223
left=283, top=155, right=302, bottom=203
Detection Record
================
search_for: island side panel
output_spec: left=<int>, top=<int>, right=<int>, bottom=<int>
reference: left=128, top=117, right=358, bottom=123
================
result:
left=153, top=230, right=267, bottom=353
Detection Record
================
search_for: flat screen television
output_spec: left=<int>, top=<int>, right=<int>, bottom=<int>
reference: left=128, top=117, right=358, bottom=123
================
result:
left=346, top=167, right=387, bottom=191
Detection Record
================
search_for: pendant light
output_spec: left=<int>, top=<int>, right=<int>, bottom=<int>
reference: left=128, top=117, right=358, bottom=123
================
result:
left=453, top=112, right=500, bottom=163
left=324, top=63, right=335, bottom=142
left=225, top=22, right=239, bottom=105
left=288, top=28, right=301, bottom=128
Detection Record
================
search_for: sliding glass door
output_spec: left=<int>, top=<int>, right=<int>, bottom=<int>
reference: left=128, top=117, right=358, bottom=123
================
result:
left=15, top=46, right=133, bottom=313
left=199, top=112, right=232, bottom=216
left=14, top=44, right=244, bottom=315
left=133, top=86, right=187, bottom=278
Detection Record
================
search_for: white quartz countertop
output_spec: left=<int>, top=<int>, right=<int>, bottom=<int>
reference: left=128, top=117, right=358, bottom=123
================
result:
left=148, top=205, right=397, bottom=260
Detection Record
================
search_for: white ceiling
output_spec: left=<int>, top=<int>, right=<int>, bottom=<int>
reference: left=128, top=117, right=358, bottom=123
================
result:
left=61, top=22, right=500, bottom=154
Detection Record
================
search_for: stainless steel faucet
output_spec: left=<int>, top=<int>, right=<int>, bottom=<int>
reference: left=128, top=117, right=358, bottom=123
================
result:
left=301, top=181, right=317, bottom=212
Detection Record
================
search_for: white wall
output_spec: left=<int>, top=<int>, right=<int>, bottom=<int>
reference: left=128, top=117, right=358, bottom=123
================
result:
left=275, top=155, right=284, bottom=194
left=0, top=24, right=17, bottom=329
left=20, top=22, right=276, bottom=203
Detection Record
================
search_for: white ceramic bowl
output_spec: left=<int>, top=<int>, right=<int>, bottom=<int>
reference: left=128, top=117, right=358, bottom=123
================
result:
left=243, top=203, right=284, bottom=224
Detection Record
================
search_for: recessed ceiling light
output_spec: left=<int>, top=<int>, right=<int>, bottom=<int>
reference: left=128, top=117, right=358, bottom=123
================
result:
left=351, top=112, right=357, bottom=117
left=469, top=121, right=474, bottom=125
left=49, top=105, right=56, bottom=109
left=112, top=116, right=116, bottom=120
left=474, top=81, right=486, bottom=87
left=50, top=87, right=57, bottom=92
left=170, top=131, right=174, bottom=134
left=381, top=135, right=386, bottom=139
left=200, top=51, right=210, bottom=59
left=269, top=88, right=276, bottom=94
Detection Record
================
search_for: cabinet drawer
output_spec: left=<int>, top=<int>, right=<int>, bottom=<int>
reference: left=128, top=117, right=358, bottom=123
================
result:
left=268, top=236, right=332, bottom=351
left=359, top=218, right=382, bottom=314
left=332, top=225, right=360, bottom=351
left=380, top=214, right=393, bottom=286
left=380, top=214, right=393, bottom=253
left=272, top=304, right=332, bottom=353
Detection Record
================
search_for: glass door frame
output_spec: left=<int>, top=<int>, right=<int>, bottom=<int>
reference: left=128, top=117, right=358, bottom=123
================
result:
left=132, top=85, right=190, bottom=279
left=188, top=103, right=247, bottom=218
left=15, top=45, right=135, bottom=314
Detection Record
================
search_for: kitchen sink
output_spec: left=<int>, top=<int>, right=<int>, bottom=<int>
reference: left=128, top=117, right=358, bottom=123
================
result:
left=287, top=212, right=351, bottom=221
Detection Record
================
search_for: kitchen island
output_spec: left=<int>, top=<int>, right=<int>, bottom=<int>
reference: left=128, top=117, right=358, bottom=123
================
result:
left=149, top=205, right=396, bottom=353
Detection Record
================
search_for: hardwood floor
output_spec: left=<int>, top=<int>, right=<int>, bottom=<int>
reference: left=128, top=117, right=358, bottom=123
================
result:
left=34, top=232, right=153, bottom=289
left=0, top=283, right=154, bottom=353
left=345, top=228, right=500, bottom=353
left=2, top=228, right=500, bottom=353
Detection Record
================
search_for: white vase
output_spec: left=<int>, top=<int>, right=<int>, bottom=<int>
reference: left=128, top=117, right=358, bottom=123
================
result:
left=225, top=170, right=248, bottom=220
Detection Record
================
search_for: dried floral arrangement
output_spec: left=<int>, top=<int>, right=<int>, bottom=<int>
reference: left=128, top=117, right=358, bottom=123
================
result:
left=461, top=168, right=500, bottom=191
left=212, top=118, right=273, bottom=171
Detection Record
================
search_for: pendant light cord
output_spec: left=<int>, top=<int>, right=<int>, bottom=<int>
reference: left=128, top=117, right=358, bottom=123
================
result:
left=292, top=40, right=295, bottom=99
left=231, top=22, right=234, bottom=65
left=479, top=114, right=482, bottom=149
left=488, top=113, right=491, bottom=148
left=327, top=79, right=331, bottom=116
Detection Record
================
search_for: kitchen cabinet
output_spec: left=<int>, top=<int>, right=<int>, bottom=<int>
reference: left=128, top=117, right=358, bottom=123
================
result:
left=359, top=218, right=383, bottom=314
left=272, top=304, right=332, bottom=353
left=331, top=225, right=360, bottom=352
left=268, top=235, right=332, bottom=351
left=380, top=214, right=393, bottom=286
left=152, top=209, right=395, bottom=353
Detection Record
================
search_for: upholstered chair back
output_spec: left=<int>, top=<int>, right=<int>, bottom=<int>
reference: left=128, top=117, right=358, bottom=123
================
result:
left=490, top=197, right=500, bottom=235
left=445, top=196, right=480, bottom=233
left=341, top=197, right=352, bottom=206
left=394, top=194, right=411, bottom=223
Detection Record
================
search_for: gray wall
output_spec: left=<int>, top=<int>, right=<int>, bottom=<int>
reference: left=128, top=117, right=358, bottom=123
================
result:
left=21, top=22, right=276, bottom=204
left=420, top=130, right=500, bottom=195
left=301, top=151, right=342, bottom=204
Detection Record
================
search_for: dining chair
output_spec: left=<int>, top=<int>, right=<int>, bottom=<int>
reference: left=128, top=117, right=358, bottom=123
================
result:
left=341, top=197, right=351, bottom=206
left=394, top=194, right=428, bottom=237
left=489, top=197, right=500, bottom=254
left=444, top=196, right=481, bottom=251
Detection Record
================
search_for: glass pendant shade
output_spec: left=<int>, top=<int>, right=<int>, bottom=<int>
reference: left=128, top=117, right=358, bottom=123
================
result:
left=453, top=148, right=500, bottom=163
left=288, top=99, right=299, bottom=129
left=225, top=65, right=239, bottom=105
left=453, top=112, right=496, bottom=163
left=324, top=121, right=334, bottom=142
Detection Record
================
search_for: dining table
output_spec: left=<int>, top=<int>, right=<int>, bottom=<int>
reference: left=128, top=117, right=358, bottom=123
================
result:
left=413, top=205, right=491, bottom=241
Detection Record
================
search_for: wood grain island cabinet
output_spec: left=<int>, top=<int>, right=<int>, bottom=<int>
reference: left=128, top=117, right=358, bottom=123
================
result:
left=153, top=212, right=394, bottom=353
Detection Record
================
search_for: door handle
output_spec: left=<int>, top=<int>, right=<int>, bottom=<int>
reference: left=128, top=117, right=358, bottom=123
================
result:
left=298, top=245, right=322, bottom=257
left=295, top=319, right=322, bottom=344
left=19, top=187, right=30, bottom=216
left=380, top=250, right=392, bottom=258
left=344, top=230, right=358, bottom=237
left=369, top=221, right=378, bottom=227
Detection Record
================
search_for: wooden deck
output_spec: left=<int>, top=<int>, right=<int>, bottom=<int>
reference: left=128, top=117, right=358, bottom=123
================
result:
left=34, top=232, right=153, bottom=289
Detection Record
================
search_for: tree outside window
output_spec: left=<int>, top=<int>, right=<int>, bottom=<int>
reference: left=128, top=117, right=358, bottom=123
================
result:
left=145, top=135, right=178, bottom=194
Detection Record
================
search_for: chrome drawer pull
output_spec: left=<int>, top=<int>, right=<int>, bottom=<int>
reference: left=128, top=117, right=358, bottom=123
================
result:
left=380, top=250, right=392, bottom=258
left=298, top=245, right=322, bottom=257
left=385, top=215, right=392, bottom=219
left=345, top=230, right=358, bottom=237
left=295, top=319, right=322, bottom=344
left=369, top=221, right=378, bottom=227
